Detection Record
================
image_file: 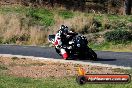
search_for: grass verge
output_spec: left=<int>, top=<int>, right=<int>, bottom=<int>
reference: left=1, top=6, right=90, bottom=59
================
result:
left=0, top=73, right=132, bottom=88
left=0, top=56, right=132, bottom=88
left=89, top=42, right=132, bottom=52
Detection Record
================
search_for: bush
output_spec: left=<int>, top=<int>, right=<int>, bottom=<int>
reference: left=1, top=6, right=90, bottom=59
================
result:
left=110, top=20, right=127, bottom=30
left=105, top=30, right=132, bottom=43
left=79, top=18, right=101, bottom=34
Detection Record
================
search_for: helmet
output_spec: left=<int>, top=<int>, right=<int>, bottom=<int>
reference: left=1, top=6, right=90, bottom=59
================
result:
left=63, top=28, right=68, bottom=35
left=60, top=25, right=65, bottom=30
left=59, top=25, right=69, bottom=35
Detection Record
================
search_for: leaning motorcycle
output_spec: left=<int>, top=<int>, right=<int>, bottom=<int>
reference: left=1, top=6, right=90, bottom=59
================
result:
left=48, top=34, right=97, bottom=60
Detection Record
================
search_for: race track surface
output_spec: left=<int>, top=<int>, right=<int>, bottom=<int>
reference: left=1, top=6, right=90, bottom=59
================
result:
left=0, top=45, right=132, bottom=67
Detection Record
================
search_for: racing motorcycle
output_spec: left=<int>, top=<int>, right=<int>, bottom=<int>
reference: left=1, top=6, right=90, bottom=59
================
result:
left=48, top=33, right=97, bottom=60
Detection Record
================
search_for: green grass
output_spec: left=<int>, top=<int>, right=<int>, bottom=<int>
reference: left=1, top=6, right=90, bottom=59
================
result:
left=0, top=74, right=131, bottom=88
left=0, top=5, right=131, bottom=26
left=27, top=8, right=55, bottom=27
left=89, top=42, right=132, bottom=52
left=0, top=6, right=55, bottom=27
left=0, top=6, right=76, bottom=28
left=0, top=6, right=28, bottom=14
left=89, top=42, right=110, bottom=50
left=58, top=10, right=74, bottom=19
left=128, top=18, right=132, bottom=22
left=85, top=13, right=132, bottom=23
left=0, top=6, right=75, bottom=26
left=0, top=6, right=131, bottom=27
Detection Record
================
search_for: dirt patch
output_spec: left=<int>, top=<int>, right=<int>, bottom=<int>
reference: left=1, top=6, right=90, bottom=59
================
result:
left=0, top=56, right=124, bottom=78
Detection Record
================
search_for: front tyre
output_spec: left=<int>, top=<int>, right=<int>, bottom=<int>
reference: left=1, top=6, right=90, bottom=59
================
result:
left=55, top=48, right=61, bottom=56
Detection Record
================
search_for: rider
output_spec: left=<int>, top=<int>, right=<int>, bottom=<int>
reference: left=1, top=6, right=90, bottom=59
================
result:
left=54, top=25, right=77, bottom=59
left=59, top=25, right=78, bottom=46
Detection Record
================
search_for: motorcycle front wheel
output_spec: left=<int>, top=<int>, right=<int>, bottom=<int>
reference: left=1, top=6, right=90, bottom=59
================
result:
left=55, top=48, right=62, bottom=56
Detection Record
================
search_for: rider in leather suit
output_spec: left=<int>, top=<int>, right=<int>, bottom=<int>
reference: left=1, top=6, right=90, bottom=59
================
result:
left=59, top=25, right=78, bottom=46
left=54, top=25, right=77, bottom=59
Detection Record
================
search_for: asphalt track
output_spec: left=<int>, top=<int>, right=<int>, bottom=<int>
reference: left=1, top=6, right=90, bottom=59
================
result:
left=0, top=45, right=132, bottom=68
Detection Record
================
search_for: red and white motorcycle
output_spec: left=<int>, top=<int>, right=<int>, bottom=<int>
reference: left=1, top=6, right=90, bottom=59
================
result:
left=48, top=31, right=97, bottom=60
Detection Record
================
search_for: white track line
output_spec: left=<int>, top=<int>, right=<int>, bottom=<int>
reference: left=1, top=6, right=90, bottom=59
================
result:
left=0, top=54, right=131, bottom=69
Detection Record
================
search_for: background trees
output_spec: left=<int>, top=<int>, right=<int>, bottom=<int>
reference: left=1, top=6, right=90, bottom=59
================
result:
left=124, top=0, right=132, bottom=15
left=0, top=0, right=131, bottom=15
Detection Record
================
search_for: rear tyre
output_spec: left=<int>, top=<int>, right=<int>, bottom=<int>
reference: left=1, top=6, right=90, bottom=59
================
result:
left=88, top=48, right=97, bottom=61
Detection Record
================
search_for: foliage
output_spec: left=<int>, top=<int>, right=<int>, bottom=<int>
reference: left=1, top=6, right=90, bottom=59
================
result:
left=77, top=17, right=101, bottom=34
left=58, top=10, right=74, bottom=19
left=105, top=30, right=132, bottom=43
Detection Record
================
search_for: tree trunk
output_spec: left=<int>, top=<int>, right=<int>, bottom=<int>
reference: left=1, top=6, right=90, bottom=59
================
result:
left=124, top=0, right=132, bottom=15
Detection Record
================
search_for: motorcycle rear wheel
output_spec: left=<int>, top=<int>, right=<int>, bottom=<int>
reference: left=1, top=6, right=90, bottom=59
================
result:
left=88, top=48, right=97, bottom=61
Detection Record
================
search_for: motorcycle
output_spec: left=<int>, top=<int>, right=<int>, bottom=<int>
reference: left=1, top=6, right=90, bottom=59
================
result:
left=48, top=34, right=97, bottom=60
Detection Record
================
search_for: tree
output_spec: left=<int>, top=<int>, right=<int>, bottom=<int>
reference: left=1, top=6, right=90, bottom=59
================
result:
left=124, top=0, right=132, bottom=15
